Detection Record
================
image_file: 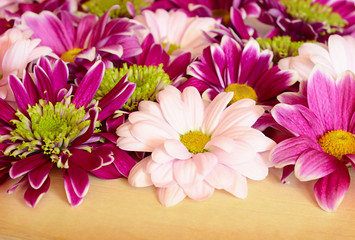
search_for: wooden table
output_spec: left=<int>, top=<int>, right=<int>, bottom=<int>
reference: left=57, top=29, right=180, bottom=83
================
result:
left=0, top=168, right=354, bottom=240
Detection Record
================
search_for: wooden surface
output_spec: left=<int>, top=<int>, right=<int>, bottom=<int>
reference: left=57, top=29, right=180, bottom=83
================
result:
left=0, top=168, right=354, bottom=240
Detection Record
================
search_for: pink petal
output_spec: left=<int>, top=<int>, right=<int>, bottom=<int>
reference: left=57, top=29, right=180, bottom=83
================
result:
left=294, top=149, right=338, bottom=181
left=173, top=158, right=201, bottom=189
left=63, top=171, right=83, bottom=207
left=314, top=165, right=350, bottom=212
left=164, top=139, right=192, bottom=160
left=224, top=171, right=248, bottom=199
left=151, top=145, right=175, bottom=164
left=184, top=180, right=215, bottom=201
left=24, top=177, right=50, bottom=208
left=28, top=162, right=53, bottom=189
left=193, top=152, right=218, bottom=176
left=157, top=185, right=186, bottom=207
left=128, top=157, right=153, bottom=187
left=181, top=86, right=205, bottom=130
left=150, top=161, right=175, bottom=188
left=205, top=164, right=234, bottom=189
left=9, top=154, right=48, bottom=179
left=233, top=153, right=269, bottom=180
left=67, top=163, right=89, bottom=198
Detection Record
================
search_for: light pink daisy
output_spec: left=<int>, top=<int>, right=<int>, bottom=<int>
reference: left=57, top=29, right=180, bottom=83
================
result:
left=117, top=86, right=275, bottom=206
left=0, top=28, right=52, bottom=103
left=278, top=34, right=355, bottom=81
left=133, top=9, right=220, bottom=59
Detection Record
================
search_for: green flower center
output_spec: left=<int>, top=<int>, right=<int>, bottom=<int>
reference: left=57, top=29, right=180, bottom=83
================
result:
left=212, top=9, right=231, bottom=25
left=60, top=48, right=84, bottom=63
left=318, top=130, right=355, bottom=160
left=6, top=99, right=91, bottom=167
left=280, top=0, right=347, bottom=31
left=95, top=63, right=171, bottom=111
left=82, top=0, right=152, bottom=18
left=256, top=36, right=310, bottom=64
left=180, top=131, right=211, bottom=154
left=225, top=83, right=258, bottom=104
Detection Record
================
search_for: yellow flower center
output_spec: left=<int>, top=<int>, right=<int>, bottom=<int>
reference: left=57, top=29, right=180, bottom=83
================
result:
left=318, top=130, right=355, bottom=160
left=212, top=9, right=231, bottom=25
left=225, top=83, right=258, bottom=104
left=162, top=42, right=180, bottom=55
left=180, top=131, right=211, bottom=154
left=60, top=48, right=84, bottom=63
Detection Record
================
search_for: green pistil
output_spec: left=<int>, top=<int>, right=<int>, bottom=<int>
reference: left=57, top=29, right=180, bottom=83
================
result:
left=280, top=0, right=347, bottom=31
left=7, top=99, right=90, bottom=162
left=82, top=0, right=152, bottom=18
left=95, top=63, right=171, bottom=111
left=257, top=36, right=312, bottom=64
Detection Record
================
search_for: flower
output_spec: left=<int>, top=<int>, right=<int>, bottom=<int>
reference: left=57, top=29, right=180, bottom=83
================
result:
left=1, top=57, right=136, bottom=207
left=180, top=36, right=297, bottom=106
left=133, top=9, right=219, bottom=58
left=279, top=34, right=355, bottom=81
left=258, top=0, right=355, bottom=41
left=20, top=7, right=142, bottom=65
left=270, top=66, right=355, bottom=212
left=0, top=28, right=52, bottom=103
left=117, top=85, right=275, bottom=206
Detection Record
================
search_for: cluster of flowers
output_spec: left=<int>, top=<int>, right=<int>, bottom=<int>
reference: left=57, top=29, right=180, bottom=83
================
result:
left=0, top=0, right=354, bottom=212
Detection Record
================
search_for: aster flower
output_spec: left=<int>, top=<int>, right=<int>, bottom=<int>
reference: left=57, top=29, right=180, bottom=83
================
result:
left=19, top=7, right=142, bottom=66
left=180, top=36, right=297, bottom=107
left=1, top=57, right=136, bottom=207
left=117, top=85, right=275, bottom=206
left=0, top=28, right=52, bottom=103
left=279, top=34, right=355, bottom=81
left=271, top=66, right=355, bottom=212
left=258, top=0, right=355, bottom=42
left=133, top=9, right=219, bottom=59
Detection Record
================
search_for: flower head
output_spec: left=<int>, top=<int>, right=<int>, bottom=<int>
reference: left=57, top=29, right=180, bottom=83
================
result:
left=271, top=66, right=355, bottom=212
left=117, top=86, right=275, bottom=206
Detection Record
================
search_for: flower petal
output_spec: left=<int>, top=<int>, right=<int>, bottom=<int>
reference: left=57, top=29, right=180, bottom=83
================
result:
left=9, top=154, right=48, bottom=179
left=205, top=164, right=234, bottom=189
left=67, top=162, right=89, bottom=198
left=314, top=165, right=350, bottom=212
left=128, top=157, right=153, bottom=187
left=164, top=139, right=192, bottom=160
left=28, top=161, right=53, bottom=189
left=224, top=171, right=248, bottom=199
left=157, top=185, right=186, bottom=207
left=24, top=177, right=50, bottom=208
left=63, top=170, right=83, bottom=207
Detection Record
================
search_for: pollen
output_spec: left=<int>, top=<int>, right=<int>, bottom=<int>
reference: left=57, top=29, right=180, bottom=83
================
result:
left=318, top=130, right=355, bottom=160
left=60, top=48, right=84, bottom=63
left=212, top=9, right=231, bottom=25
left=180, top=131, right=211, bottom=155
left=225, top=83, right=258, bottom=104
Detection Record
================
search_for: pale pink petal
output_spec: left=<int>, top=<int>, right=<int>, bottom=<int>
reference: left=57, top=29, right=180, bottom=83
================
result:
left=193, top=152, right=218, bottom=176
left=184, top=180, right=214, bottom=201
left=151, top=145, right=175, bottom=164
left=232, top=152, right=269, bottom=180
left=157, top=185, right=186, bottom=207
left=205, top=164, right=234, bottom=189
left=128, top=157, right=153, bottom=187
left=173, top=158, right=201, bottom=188
left=328, top=35, right=354, bottom=76
left=163, top=139, right=192, bottom=160
left=149, top=161, right=175, bottom=188
left=182, top=86, right=205, bottom=130
left=224, top=171, right=248, bottom=199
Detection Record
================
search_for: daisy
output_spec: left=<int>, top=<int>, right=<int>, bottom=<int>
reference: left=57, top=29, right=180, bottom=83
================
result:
left=258, top=0, right=355, bottom=42
left=0, top=28, right=52, bottom=103
left=1, top=57, right=136, bottom=207
left=133, top=9, right=219, bottom=59
left=117, top=86, right=275, bottom=206
left=271, top=66, right=355, bottom=212
left=278, top=34, right=355, bottom=81
left=180, top=35, right=297, bottom=106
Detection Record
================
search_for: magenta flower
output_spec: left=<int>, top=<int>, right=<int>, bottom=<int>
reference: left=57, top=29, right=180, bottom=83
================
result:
left=0, top=57, right=136, bottom=207
left=180, top=36, right=296, bottom=106
left=271, top=67, right=355, bottom=212
left=258, top=0, right=355, bottom=42
left=20, top=7, right=142, bottom=65
left=117, top=86, right=275, bottom=206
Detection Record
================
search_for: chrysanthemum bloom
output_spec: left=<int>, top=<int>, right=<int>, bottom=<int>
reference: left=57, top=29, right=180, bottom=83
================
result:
left=20, top=7, right=142, bottom=66
left=271, top=67, right=355, bottom=212
left=180, top=36, right=297, bottom=107
left=133, top=9, right=219, bottom=59
left=0, top=0, right=38, bottom=18
left=0, top=28, right=52, bottom=103
left=279, top=34, right=355, bottom=81
left=258, top=0, right=355, bottom=42
left=117, top=86, right=275, bottom=206
left=0, top=57, right=136, bottom=207
left=81, top=0, right=153, bottom=17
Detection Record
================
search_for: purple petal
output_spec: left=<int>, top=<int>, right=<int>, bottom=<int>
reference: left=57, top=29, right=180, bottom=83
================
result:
left=307, top=67, right=340, bottom=131
left=271, top=136, right=320, bottom=167
left=75, top=14, right=97, bottom=47
left=238, top=39, right=259, bottom=84
left=90, top=163, right=123, bottom=179
left=112, top=147, right=137, bottom=177
left=295, top=149, right=338, bottom=181
left=314, top=164, right=350, bottom=212
left=24, top=177, right=50, bottom=208
left=70, top=108, right=98, bottom=146
left=51, top=59, right=69, bottom=95
left=271, top=103, right=324, bottom=139
left=34, top=65, right=55, bottom=102
left=8, top=75, right=32, bottom=114
left=9, top=154, right=48, bottom=179
left=220, top=36, right=242, bottom=86
left=281, top=165, right=294, bottom=183
left=336, top=71, right=355, bottom=130
left=166, top=52, right=191, bottom=80
left=69, top=148, right=103, bottom=171
left=67, top=162, right=89, bottom=198
left=63, top=170, right=83, bottom=206
left=0, top=98, right=16, bottom=124
left=28, top=161, right=53, bottom=189
left=23, top=71, right=39, bottom=103
left=72, top=60, right=104, bottom=107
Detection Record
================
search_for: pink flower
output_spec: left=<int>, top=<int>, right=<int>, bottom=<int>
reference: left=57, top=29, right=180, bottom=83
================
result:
left=279, top=35, right=355, bottom=81
left=271, top=67, right=355, bottom=212
left=134, top=9, right=219, bottom=59
left=0, top=28, right=51, bottom=103
left=117, top=86, right=275, bottom=206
